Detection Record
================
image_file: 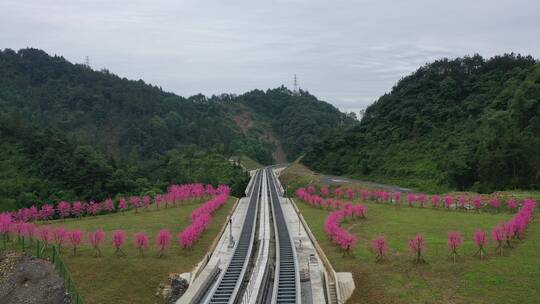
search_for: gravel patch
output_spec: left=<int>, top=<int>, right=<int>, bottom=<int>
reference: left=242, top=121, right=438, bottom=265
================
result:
left=0, top=251, right=72, bottom=304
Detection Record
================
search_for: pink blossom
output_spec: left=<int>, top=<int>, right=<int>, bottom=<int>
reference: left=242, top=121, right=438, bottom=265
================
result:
left=321, top=186, right=329, bottom=197
left=473, top=229, right=487, bottom=260
left=134, top=232, right=149, bottom=256
left=393, top=192, right=401, bottom=204
left=408, top=233, right=426, bottom=263
left=443, top=195, right=453, bottom=209
left=334, top=188, right=344, bottom=198
left=447, top=231, right=462, bottom=262
left=406, top=193, right=416, bottom=207
left=103, top=198, right=115, bottom=213
left=471, top=197, right=483, bottom=210
left=39, top=204, right=55, bottom=220
left=53, top=227, right=68, bottom=251
left=492, top=223, right=505, bottom=255
left=112, top=230, right=127, bottom=256
left=416, top=193, right=426, bottom=207
left=88, top=229, right=105, bottom=257
left=130, top=196, right=140, bottom=212
left=143, top=195, right=151, bottom=209
left=458, top=196, right=468, bottom=209
left=72, top=201, right=85, bottom=218
left=57, top=201, right=71, bottom=219
left=372, top=235, right=387, bottom=262
left=87, top=201, right=101, bottom=216
left=507, top=199, right=518, bottom=211
left=489, top=198, right=501, bottom=211
left=156, top=229, right=172, bottom=257
left=431, top=195, right=441, bottom=208
left=68, top=230, right=83, bottom=256
left=38, top=227, right=52, bottom=246
left=118, top=197, right=128, bottom=212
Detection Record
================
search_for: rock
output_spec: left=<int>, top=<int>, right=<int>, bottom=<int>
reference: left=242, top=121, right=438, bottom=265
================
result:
left=163, top=273, right=189, bottom=304
left=0, top=251, right=72, bottom=304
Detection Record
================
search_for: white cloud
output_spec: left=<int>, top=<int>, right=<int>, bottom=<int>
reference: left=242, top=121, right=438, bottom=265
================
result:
left=1, top=0, right=539, bottom=111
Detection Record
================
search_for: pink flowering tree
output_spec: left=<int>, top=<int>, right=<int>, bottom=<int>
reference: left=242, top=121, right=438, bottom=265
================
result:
left=69, top=230, right=83, bottom=256
left=130, top=196, right=140, bottom=213
left=112, top=230, right=127, bottom=256
left=431, top=195, right=441, bottom=208
left=53, top=227, right=68, bottom=252
left=416, top=193, right=426, bottom=207
left=38, top=227, right=52, bottom=254
left=87, top=201, right=101, bottom=216
left=458, top=197, right=468, bottom=210
left=406, top=193, right=416, bottom=207
left=471, top=197, right=483, bottom=211
left=447, top=231, right=462, bottom=263
left=503, top=221, right=514, bottom=247
left=489, top=198, right=501, bottom=212
left=57, top=201, right=71, bottom=220
left=103, top=198, right=115, bottom=213
left=156, top=229, right=172, bottom=257
left=72, top=201, right=85, bottom=218
left=443, top=195, right=453, bottom=209
left=507, top=199, right=518, bottom=212
left=393, top=192, right=401, bottom=205
left=473, top=229, right=488, bottom=260
left=40, top=204, right=55, bottom=220
left=143, top=195, right=151, bottom=210
left=408, top=233, right=426, bottom=263
left=372, top=235, right=388, bottom=262
left=321, top=186, right=330, bottom=197
left=492, top=223, right=505, bottom=255
left=118, top=197, right=128, bottom=214
left=88, top=229, right=106, bottom=257
left=134, top=232, right=149, bottom=257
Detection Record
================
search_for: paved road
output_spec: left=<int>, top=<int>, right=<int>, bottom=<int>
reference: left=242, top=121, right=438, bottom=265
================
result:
left=318, top=173, right=411, bottom=192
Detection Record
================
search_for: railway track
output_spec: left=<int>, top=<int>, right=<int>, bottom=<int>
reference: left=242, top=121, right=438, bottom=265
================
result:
left=267, top=168, right=301, bottom=304
left=198, top=167, right=302, bottom=304
left=203, top=170, right=263, bottom=304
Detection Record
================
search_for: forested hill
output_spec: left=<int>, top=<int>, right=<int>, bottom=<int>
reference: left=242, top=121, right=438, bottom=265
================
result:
left=303, top=54, right=540, bottom=193
left=0, top=48, right=353, bottom=164
left=0, top=48, right=353, bottom=209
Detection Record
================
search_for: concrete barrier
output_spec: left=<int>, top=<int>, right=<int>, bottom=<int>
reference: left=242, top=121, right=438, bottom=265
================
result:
left=289, top=198, right=355, bottom=304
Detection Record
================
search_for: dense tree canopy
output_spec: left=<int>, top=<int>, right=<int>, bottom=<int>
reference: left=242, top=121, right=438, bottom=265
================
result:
left=0, top=48, right=351, bottom=210
left=303, top=54, right=540, bottom=193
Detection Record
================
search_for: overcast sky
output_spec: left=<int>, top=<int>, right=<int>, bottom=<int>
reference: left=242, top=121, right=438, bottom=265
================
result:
left=1, top=0, right=539, bottom=113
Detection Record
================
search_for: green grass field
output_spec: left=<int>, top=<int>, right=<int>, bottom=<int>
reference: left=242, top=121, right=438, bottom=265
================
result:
left=239, top=155, right=263, bottom=171
left=296, top=199, right=540, bottom=304
left=282, top=163, right=540, bottom=304
left=38, top=198, right=236, bottom=304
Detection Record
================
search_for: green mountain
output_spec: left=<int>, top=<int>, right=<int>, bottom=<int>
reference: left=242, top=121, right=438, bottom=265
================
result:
left=303, top=54, right=540, bottom=193
left=0, top=48, right=352, bottom=209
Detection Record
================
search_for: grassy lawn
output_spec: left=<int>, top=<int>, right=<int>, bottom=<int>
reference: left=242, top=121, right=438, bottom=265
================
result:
left=38, top=198, right=237, bottom=304
left=239, top=155, right=263, bottom=171
left=296, top=198, right=540, bottom=304
left=281, top=162, right=540, bottom=303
